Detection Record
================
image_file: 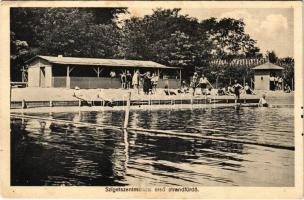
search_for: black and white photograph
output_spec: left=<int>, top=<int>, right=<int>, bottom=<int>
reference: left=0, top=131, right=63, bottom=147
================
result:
left=1, top=1, right=303, bottom=198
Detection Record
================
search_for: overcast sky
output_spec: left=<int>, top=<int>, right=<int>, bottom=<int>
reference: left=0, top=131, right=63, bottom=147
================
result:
left=125, top=8, right=294, bottom=58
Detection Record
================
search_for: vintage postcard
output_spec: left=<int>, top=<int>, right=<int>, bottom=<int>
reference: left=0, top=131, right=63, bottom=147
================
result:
left=0, top=1, right=303, bottom=199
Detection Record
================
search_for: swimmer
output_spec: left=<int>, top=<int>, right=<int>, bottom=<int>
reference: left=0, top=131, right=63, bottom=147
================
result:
left=259, top=94, right=269, bottom=107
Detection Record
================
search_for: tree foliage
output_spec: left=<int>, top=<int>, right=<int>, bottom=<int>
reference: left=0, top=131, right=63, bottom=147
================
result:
left=10, top=7, right=291, bottom=85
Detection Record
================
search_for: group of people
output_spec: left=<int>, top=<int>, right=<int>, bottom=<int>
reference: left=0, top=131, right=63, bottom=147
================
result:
left=188, top=72, right=265, bottom=106
left=120, top=71, right=132, bottom=89
left=270, top=74, right=283, bottom=91
left=190, top=72, right=213, bottom=96
left=125, top=70, right=159, bottom=95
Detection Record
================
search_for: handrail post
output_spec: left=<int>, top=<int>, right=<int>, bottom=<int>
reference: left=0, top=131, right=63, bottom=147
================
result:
left=124, top=92, right=131, bottom=129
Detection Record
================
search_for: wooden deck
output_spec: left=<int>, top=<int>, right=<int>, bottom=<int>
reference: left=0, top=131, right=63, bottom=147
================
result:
left=10, top=98, right=260, bottom=109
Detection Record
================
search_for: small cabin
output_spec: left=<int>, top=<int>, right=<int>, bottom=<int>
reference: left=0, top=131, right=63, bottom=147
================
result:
left=25, top=55, right=182, bottom=89
left=253, top=62, right=284, bottom=90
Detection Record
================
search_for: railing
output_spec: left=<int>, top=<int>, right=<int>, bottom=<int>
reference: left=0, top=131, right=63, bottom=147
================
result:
left=10, top=82, right=28, bottom=88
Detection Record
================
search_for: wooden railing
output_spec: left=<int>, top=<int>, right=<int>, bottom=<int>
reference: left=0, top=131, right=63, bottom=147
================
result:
left=10, top=82, right=28, bottom=88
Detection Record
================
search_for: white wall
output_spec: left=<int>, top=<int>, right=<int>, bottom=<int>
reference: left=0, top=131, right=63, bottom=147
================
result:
left=45, top=65, right=52, bottom=87
left=27, top=67, right=40, bottom=87
left=254, top=70, right=270, bottom=90
left=27, top=58, right=52, bottom=87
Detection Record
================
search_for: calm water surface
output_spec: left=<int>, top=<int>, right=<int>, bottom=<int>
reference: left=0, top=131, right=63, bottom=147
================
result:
left=11, top=107, right=294, bottom=186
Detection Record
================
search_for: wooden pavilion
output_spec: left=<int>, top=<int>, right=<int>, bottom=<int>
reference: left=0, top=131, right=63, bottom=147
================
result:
left=25, top=55, right=181, bottom=89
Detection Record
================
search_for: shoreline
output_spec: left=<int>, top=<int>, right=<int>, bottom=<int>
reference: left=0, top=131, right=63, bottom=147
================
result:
left=10, top=88, right=294, bottom=112
left=11, top=103, right=258, bottom=113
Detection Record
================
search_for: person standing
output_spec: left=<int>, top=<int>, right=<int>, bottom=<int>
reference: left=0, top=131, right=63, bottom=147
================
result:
left=232, top=80, right=243, bottom=104
left=151, top=73, right=159, bottom=94
left=143, top=72, right=152, bottom=95
left=121, top=72, right=127, bottom=89
left=126, top=70, right=132, bottom=89
left=132, top=70, right=140, bottom=94
left=199, top=74, right=209, bottom=95
left=190, top=72, right=199, bottom=96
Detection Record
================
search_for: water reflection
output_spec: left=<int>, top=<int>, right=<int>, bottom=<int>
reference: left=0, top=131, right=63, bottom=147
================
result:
left=11, top=107, right=294, bottom=186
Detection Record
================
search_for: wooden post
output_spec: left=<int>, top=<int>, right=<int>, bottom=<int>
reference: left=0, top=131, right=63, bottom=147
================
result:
left=22, top=99, right=26, bottom=109
left=179, top=69, right=182, bottom=86
left=124, top=92, right=131, bottom=129
left=66, top=66, right=70, bottom=88
left=123, top=129, right=129, bottom=170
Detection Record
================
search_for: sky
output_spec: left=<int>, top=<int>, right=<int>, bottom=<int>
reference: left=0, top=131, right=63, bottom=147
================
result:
left=124, top=7, right=294, bottom=58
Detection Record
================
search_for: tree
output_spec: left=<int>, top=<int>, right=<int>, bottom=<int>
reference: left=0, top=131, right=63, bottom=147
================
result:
left=10, top=8, right=127, bottom=81
left=36, top=8, right=123, bottom=58
left=89, top=8, right=128, bottom=24
left=122, top=8, right=211, bottom=77
left=200, top=17, right=260, bottom=61
left=278, top=57, right=294, bottom=89
left=266, top=50, right=278, bottom=63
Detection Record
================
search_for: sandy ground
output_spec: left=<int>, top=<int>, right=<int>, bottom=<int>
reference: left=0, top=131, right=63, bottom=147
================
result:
left=11, top=87, right=293, bottom=103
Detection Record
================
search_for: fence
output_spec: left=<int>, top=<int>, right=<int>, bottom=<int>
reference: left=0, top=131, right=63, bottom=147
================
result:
left=52, top=76, right=181, bottom=89
left=52, top=77, right=66, bottom=88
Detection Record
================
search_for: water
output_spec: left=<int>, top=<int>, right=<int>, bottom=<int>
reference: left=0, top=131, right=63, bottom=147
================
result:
left=11, top=107, right=294, bottom=186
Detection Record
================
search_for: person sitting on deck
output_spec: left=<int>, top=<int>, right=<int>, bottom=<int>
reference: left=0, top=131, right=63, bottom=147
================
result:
left=164, top=85, right=176, bottom=95
left=258, top=94, right=269, bottom=107
left=227, top=84, right=234, bottom=95
left=218, top=87, right=227, bottom=96
left=244, top=83, right=255, bottom=95
left=180, top=80, right=189, bottom=93
left=73, top=86, right=81, bottom=97
left=73, top=86, right=92, bottom=107
left=284, top=84, right=291, bottom=93
left=96, top=89, right=114, bottom=107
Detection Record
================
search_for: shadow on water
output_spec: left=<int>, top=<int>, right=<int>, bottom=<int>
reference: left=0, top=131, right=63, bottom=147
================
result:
left=11, top=107, right=294, bottom=186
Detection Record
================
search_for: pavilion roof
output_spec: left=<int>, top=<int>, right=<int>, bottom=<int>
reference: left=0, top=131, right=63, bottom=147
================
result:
left=26, top=55, right=180, bottom=69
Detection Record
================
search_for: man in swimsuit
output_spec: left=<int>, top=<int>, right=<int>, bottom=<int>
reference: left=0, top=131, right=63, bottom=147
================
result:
left=232, top=80, right=243, bottom=104
left=191, top=72, right=199, bottom=96
left=199, top=74, right=209, bottom=95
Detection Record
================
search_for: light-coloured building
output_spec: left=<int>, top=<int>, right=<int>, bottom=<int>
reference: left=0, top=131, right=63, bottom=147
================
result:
left=253, top=62, right=284, bottom=90
left=25, top=55, right=181, bottom=89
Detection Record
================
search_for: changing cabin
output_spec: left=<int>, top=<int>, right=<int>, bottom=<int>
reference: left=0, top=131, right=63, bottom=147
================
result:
left=253, top=62, right=284, bottom=90
left=25, top=55, right=182, bottom=89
